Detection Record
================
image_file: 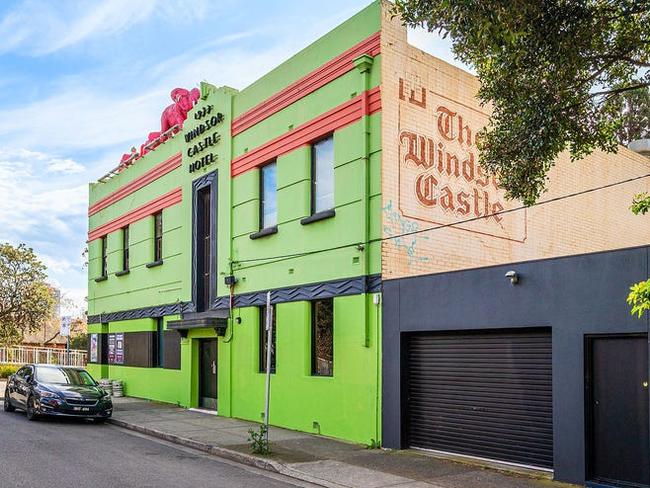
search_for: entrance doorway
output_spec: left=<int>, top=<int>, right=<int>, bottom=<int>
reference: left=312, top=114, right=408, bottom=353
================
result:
left=199, top=339, right=218, bottom=410
left=586, top=334, right=649, bottom=487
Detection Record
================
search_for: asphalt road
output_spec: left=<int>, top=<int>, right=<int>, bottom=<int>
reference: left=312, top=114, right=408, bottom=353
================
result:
left=0, top=401, right=317, bottom=488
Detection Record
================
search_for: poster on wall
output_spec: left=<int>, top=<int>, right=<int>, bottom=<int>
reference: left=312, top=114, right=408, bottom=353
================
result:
left=90, top=334, right=98, bottom=363
left=108, top=334, right=116, bottom=364
left=115, top=333, right=124, bottom=365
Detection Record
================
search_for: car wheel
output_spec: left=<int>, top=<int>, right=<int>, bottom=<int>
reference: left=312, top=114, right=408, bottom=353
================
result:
left=3, top=391, right=15, bottom=412
left=26, top=396, right=39, bottom=421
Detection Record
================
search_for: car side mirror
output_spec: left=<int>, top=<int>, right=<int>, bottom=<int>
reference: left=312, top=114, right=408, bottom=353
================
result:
left=24, top=374, right=32, bottom=383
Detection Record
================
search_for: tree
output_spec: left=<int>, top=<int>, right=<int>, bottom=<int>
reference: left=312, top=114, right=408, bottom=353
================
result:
left=603, top=85, right=650, bottom=146
left=0, top=243, right=56, bottom=346
left=394, top=0, right=650, bottom=317
left=393, top=0, right=650, bottom=204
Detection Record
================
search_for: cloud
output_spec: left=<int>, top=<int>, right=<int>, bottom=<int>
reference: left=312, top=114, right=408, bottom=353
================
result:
left=0, top=0, right=209, bottom=56
left=0, top=148, right=84, bottom=174
left=0, top=149, right=88, bottom=239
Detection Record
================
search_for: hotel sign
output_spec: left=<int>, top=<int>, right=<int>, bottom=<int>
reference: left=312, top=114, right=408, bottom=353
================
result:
left=186, top=104, right=224, bottom=173
left=397, top=78, right=526, bottom=242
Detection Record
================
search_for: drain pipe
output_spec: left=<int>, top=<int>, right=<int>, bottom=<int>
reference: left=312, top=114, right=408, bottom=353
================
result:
left=354, top=54, right=374, bottom=349
left=354, top=54, right=379, bottom=443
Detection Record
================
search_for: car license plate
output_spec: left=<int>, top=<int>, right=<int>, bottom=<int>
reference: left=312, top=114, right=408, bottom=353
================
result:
left=73, top=407, right=90, bottom=412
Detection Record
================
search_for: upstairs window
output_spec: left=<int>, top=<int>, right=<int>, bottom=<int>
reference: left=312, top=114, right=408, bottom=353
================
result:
left=259, top=305, right=276, bottom=373
left=311, top=136, right=334, bottom=214
left=100, top=236, right=108, bottom=277
left=154, top=212, right=163, bottom=262
left=260, top=162, right=277, bottom=229
left=311, top=298, right=333, bottom=376
left=122, top=225, right=129, bottom=271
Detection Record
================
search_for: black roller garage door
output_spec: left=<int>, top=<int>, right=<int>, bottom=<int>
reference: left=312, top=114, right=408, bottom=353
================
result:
left=406, top=329, right=553, bottom=469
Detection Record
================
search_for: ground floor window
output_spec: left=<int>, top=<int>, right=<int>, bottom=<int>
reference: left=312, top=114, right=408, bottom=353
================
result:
left=259, top=305, right=276, bottom=373
left=157, top=318, right=164, bottom=368
left=311, top=298, right=333, bottom=376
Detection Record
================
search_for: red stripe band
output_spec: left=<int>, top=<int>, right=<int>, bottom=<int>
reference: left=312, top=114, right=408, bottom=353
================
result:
left=88, top=187, right=182, bottom=241
left=89, top=153, right=182, bottom=216
left=231, top=31, right=380, bottom=136
left=231, top=87, right=380, bottom=177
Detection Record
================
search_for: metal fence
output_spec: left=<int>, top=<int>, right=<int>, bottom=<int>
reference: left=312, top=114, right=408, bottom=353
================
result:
left=0, top=346, right=87, bottom=367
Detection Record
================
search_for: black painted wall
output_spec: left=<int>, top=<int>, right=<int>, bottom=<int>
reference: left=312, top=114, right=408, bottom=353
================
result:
left=382, top=246, right=650, bottom=485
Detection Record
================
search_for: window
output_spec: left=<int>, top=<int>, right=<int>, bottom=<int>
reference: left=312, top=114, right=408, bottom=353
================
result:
left=122, top=226, right=129, bottom=271
left=260, top=162, right=277, bottom=229
left=311, top=298, right=333, bottom=376
left=311, top=136, right=334, bottom=214
left=259, top=305, right=276, bottom=373
left=154, top=212, right=163, bottom=262
left=157, top=318, right=164, bottom=368
left=100, top=236, right=108, bottom=277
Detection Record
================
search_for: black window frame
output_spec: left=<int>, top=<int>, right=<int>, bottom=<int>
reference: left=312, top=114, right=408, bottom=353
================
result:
left=311, top=298, right=334, bottom=377
left=154, top=211, right=163, bottom=262
left=259, top=160, right=278, bottom=230
left=310, top=134, right=335, bottom=215
left=122, top=225, right=130, bottom=271
left=259, top=305, right=276, bottom=374
left=100, top=236, right=108, bottom=278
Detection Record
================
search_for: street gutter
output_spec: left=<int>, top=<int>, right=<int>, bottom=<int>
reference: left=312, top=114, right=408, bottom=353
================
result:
left=109, top=417, right=348, bottom=488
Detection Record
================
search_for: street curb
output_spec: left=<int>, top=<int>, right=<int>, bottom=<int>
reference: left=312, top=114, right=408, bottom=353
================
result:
left=108, top=418, right=349, bottom=488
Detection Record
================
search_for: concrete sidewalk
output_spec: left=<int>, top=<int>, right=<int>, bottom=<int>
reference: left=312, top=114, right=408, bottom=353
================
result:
left=109, top=397, right=576, bottom=488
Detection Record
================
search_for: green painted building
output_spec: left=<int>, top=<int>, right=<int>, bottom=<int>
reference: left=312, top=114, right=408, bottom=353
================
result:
left=87, top=1, right=383, bottom=444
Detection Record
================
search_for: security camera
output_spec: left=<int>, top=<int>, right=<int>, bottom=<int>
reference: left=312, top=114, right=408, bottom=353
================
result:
left=505, top=270, right=519, bottom=285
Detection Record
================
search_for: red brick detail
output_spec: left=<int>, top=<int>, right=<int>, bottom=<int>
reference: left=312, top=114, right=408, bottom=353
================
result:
left=231, top=86, right=381, bottom=177
left=231, top=32, right=381, bottom=136
left=88, top=187, right=182, bottom=241
left=88, top=152, right=182, bottom=217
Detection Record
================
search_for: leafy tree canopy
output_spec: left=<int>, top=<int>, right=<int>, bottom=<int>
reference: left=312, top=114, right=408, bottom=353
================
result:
left=0, top=243, right=56, bottom=346
left=394, top=0, right=650, bottom=205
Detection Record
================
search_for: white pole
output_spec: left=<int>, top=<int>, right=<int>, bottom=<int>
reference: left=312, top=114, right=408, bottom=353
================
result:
left=263, top=291, right=272, bottom=443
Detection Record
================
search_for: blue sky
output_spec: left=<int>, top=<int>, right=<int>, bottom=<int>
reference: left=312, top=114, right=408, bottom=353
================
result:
left=0, top=0, right=463, bottom=316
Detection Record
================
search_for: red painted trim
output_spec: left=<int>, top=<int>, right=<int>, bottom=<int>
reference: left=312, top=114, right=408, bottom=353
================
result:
left=231, top=87, right=380, bottom=177
left=89, top=153, right=182, bottom=216
left=88, top=187, right=182, bottom=241
left=90, top=152, right=181, bottom=216
left=231, top=31, right=380, bottom=136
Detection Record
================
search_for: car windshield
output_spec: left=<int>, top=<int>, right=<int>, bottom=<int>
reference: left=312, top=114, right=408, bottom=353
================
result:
left=35, top=367, right=96, bottom=386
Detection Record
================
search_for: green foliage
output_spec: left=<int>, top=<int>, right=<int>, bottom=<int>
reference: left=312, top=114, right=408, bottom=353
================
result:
left=631, top=193, right=650, bottom=215
left=603, top=85, right=650, bottom=145
left=0, top=364, right=20, bottom=379
left=393, top=0, right=650, bottom=205
left=628, top=279, right=650, bottom=318
left=69, top=334, right=88, bottom=351
left=366, top=438, right=381, bottom=449
left=0, top=243, right=56, bottom=346
left=247, top=424, right=271, bottom=455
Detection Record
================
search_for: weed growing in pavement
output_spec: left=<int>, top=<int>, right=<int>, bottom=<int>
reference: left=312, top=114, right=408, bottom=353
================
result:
left=248, top=424, right=271, bottom=455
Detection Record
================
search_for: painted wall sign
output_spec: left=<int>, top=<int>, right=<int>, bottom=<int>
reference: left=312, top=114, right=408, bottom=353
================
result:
left=397, top=77, right=526, bottom=242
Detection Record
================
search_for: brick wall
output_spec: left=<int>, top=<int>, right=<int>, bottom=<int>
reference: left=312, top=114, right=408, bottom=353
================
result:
left=380, top=2, right=650, bottom=280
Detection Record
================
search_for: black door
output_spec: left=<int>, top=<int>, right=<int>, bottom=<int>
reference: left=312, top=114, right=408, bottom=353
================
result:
left=196, top=186, right=211, bottom=312
left=199, top=339, right=218, bottom=410
left=586, top=335, right=649, bottom=487
left=406, top=329, right=553, bottom=469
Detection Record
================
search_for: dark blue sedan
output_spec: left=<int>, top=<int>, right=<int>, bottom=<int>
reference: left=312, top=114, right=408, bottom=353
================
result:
left=3, top=364, right=112, bottom=422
